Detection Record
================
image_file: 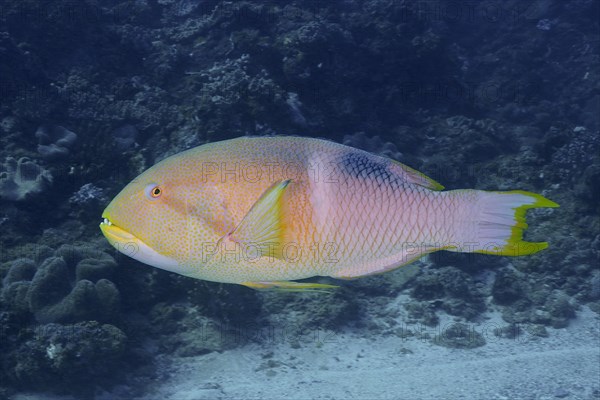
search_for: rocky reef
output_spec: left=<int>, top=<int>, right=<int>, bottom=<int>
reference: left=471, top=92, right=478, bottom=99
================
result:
left=1, top=245, right=120, bottom=324
left=0, top=157, right=53, bottom=202
left=3, top=320, right=127, bottom=395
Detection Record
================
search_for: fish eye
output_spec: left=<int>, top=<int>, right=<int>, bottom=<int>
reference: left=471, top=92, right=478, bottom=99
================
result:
left=145, top=184, right=162, bottom=200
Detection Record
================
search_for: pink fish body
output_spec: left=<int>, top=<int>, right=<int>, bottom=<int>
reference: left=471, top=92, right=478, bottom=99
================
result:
left=100, top=136, right=558, bottom=290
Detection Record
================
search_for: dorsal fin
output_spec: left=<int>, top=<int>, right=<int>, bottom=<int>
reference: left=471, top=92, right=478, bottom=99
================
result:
left=388, top=159, right=444, bottom=190
left=339, top=150, right=444, bottom=191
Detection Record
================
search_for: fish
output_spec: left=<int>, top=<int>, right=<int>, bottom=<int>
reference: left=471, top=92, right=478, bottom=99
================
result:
left=100, top=136, right=558, bottom=291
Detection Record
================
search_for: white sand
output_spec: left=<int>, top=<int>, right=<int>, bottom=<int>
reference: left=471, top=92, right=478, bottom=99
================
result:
left=13, top=307, right=599, bottom=400
left=139, top=307, right=600, bottom=400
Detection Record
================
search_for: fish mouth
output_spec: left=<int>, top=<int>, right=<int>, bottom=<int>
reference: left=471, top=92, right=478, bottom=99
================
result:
left=100, top=217, right=141, bottom=256
left=100, top=218, right=134, bottom=241
left=99, top=215, right=181, bottom=273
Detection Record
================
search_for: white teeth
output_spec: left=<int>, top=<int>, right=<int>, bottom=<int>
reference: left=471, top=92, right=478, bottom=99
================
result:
left=102, top=218, right=113, bottom=226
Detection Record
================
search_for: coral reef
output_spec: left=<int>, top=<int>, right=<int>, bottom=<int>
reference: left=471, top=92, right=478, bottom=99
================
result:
left=1, top=245, right=119, bottom=324
left=7, top=321, right=127, bottom=393
left=0, top=243, right=133, bottom=394
left=168, top=277, right=263, bottom=325
left=69, top=183, right=107, bottom=208
left=343, top=132, right=404, bottom=161
left=189, top=53, right=286, bottom=139
left=111, top=124, right=139, bottom=152
left=35, top=125, right=78, bottom=160
left=0, top=157, right=53, bottom=202
left=409, top=267, right=486, bottom=321
left=262, top=288, right=359, bottom=331
left=432, top=323, right=486, bottom=349
left=149, top=302, right=234, bottom=357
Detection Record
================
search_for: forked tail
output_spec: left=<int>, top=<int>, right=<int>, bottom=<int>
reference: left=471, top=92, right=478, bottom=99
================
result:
left=447, top=190, right=559, bottom=256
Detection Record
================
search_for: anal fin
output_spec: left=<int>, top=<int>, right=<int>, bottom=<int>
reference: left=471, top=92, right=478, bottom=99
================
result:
left=241, top=281, right=339, bottom=292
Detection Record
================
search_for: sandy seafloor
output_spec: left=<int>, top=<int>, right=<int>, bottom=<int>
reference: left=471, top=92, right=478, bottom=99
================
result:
left=13, top=306, right=599, bottom=400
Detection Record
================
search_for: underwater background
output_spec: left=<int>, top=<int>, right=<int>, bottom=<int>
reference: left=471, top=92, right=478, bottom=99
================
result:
left=0, top=0, right=598, bottom=399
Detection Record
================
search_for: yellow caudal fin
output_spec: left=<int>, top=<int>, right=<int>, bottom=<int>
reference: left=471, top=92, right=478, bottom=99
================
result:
left=465, top=190, right=559, bottom=256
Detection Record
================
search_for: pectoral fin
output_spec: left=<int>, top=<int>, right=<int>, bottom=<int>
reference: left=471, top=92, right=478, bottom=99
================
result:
left=241, top=281, right=339, bottom=292
left=225, top=179, right=290, bottom=259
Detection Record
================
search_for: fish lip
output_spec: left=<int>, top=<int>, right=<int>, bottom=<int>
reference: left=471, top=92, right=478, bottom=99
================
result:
left=100, top=213, right=141, bottom=248
left=100, top=213, right=131, bottom=238
left=100, top=219, right=137, bottom=242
